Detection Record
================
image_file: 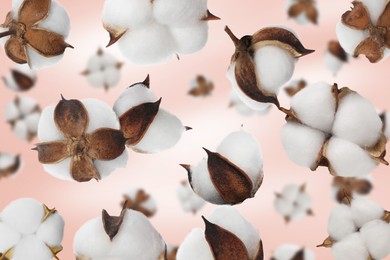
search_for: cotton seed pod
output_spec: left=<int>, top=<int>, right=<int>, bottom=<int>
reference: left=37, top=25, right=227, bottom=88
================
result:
left=225, top=25, right=314, bottom=110
left=81, top=48, right=123, bottom=91
left=113, top=76, right=188, bottom=153
left=0, top=0, right=73, bottom=69
left=34, top=96, right=128, bottom=182
left=5, top=96, right=41, bottom=141
left=177, top=206, right=264, bottom=260
left=0, top=152, right=21, bottom=179
left=324, top=40, right=348, bottom=76
left=0, top=198, right=64, bottom=260
left=73, top=203, right=166, bottom=260
left=336, top=0, right=390, bottom=63
left=281, top=82, right=388, bottom=177
left=229, top=90, right=270, bottom=116
left=271, top=244, right=315, bottom=260
left=177, top=180, right=205, bottom=214
left=284, top=79, right=307, bottom=97
left=188, top=75, right=214, bottom=97
left=287, top=0, right=319, bottom=25
left=121, top=188, right=157, bottom=218
left=331, top=176, right=373, bottom=203
left=274, top=183, right=313, bottom=223
left=102, top=0, right=219, bottom=65
left=3, top=64, right=36, bottom=92
left=181, top=129, right=263, bottom=205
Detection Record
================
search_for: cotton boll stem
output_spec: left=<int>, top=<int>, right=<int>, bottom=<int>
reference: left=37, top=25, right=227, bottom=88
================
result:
left=0, top=30, right=15, bottom=38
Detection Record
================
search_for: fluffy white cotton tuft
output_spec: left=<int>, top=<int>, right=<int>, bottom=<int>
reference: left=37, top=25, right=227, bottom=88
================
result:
left=359, top=0, right=387, bottom=24
left=113, top=84, right=156, bottom=116
left=332, top=233, right=369, bottom=260
left=0, top=153, right=17, bottom=169
left=18, top=96, right=38, bottom=116
left=274, top=197, right=294, bottom=216
left=36, top=212, right=65, bottom=247
left=336, top=22, right=369, bottom=55
left=25, top=111, right=40, bottom=133
left=176, top=228, right=214, bottom=260
left=177, top=182, right=205, bottom=213
left=37, top=106, right=65, bottom=142
left=12, top=235, right=53, bottom=260
left=324, top=51, right=344, bottom=76
left=350, top=197, right=384, bottom=228
left=13, top=121, right=29, bottom=140
left=26, top=47, right=64, bottom=70
left=327, top=204, right=357, bottom=241
left=82, top=98, right=120, bottom=132
left=360, top=219, right=390, bottom=259
left=0, top=222, right=21, bottom=253
left=87, top=72, right=105, bottom=88
left=103, top=67, right=121, bottom=87
left=38, top=1, right=70, bottom=37
left=170, top=22, right=208, bottom=55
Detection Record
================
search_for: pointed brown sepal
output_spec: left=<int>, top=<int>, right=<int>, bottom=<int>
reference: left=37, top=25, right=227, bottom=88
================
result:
left=42, top=204, right=57, bottom=222
left=11, top=69, right=35, bottom=91
left=284, top=216, right=291, bottom=224
left=288, top=3, right=306, bottom=19
left=254, top=240, right=264, bottom=260
left=0, top=248, right=13, bottom=260
left=180, top=164, right=193, bottom=189
left=102, top=203, right=127, bottom=241
left=143, top=74, right=150, bottom=88
left=80, top=69, right=90, bottom=76
left=122, top=189, right=154, bottom=217
left=202, top=10, right=221, bottom=21
left=119, top=99, right=161, bottom=146
left=104, top=24, right=127, bottom=47
left=291, top=248, right=305, bottom=260
left=34, top=140, right=70, bottom=164
left=354, top=37, right=384, bottom=63
left=204, top=148, right=253, bottom=204
left=166, top=245, right=178, bottom=260
left=307, top=209, right=314, bottom=216
left=306, top=4, right=318, bottom=24
left=87, top=128, right=127, bottom=160
left=202, top=216, right=250, bottom=259
left=48, top=245, right=63, bottom=260
left=341, top=1, right=371, bottom=30
left=1, top=12, right=13, bottom=28
left=354, top=179, right=373, bottom=195
left=70, top=155, right=101, bottom=182
left=224, top=26, right=240, bottom=47
left=317, top=236, right=334, bottom=248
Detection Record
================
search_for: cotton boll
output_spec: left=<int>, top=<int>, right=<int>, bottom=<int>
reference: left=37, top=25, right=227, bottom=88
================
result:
left=94, top=150, right=128, bottom=179
left=291, top=81, right=336, bottom=132
left=103, top=66, right=121, bottom=87
left=38, top=1, right=70, bottom=37
left=336, top=22, right=369, bottom=55
left=113, top=84, right=156, bottom=116
left=101, top=53, right=118, bottom=67
left=12, top=235, right=53, bottom=260
left=359, top=0, right=386, bottom=24
left=295, top=192, right=312, bottom=210
left=332, top=233, right=369, bottom=260
left=87, top=72, right=105, bottom=87
left=0, top=222, right=21, bottom=253
left=326, top=137, right=377, bottom=177
left=254, top=45, right=295, bottom=95
left=117, top=23, right=176, bottom=65
left=332, top=93, right=382, bottom=148
left=350, top=197, right=384, bottom=228
left=26, top=47, right=64, bottom=70
left=82, top=98, right=120, bottom=132
left=87, top=55, right=103, bottom=72
left=360, top=219, right=390, bottom=259
left=132, top=109, right=185, bottom=153
left=37, top=106, right=64, bottom=142
left=281, top=122, right=326, bottom=168
left=324, top=51, right=344, bottom=76
left=176, top=228, right=214, bottom=260
left=36, top=212, right=65, bottom=247
left=327, top=205, right=357, bottom=241
left=171, top=22, right=208, bottom=55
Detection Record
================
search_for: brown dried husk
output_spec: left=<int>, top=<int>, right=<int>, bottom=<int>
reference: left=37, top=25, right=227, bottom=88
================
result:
left=9, top=69, right=36, bottom=91
left=102, top=202, right=127, bottom=241
left=328, top=40, right=348, bottom=62
left=288, top=1, right=318, bottom=24
left=284, top=79, right=307, bottom=97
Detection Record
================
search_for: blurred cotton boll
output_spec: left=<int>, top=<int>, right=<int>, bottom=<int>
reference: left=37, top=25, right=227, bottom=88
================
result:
left=177, top=180, right=205, bottom=214
left=271, top=244, right=315, bottom=260
left=0, top=152, right=21, bottom=179
left=3, top=64, right=37, bottom=92
left=121, top=187, right=157, bottom=218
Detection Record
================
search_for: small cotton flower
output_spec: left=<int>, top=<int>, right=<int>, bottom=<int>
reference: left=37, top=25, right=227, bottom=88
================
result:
left=324, top=40, right=348, bottom=75
left=284, top=79, right=307, bottom=97
left=3, top=64, right=36, bottom=92
left=0, top=152, right=21, bottom=179
left=188, top=75, right=214, bottom=97
left=177, top=180, right=205, bottom=214
left=287, top=0, right=319, bottom=25
left=0, top=198, right=64, bottom=260
left=0, top=0, right=73, bottom=69
left=5, top=96, right=41, bottom=141
left=271, top=244, right=315, bottom=260
left=121, top=187, right=157, bottom=217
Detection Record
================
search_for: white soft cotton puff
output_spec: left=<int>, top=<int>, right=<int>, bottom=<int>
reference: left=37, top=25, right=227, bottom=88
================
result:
left=359, top=0, right=387, bottom=24
left=0, top=153, right=17, bottom=169
left=281, top=184, right=300, bottom=202
left=177, top=183, right=205, bottom=213
left=291, top=82, right=336, bottom=132
left=82, top=98, right=120, bottom=132
left=0, top=222, right=21, bottom=253
left=332, top=93, right=382, bottom=148
left=327, top=205, right=357, bottom=241
left=94, top=151, right=128, bottom=179
left=153, top=0, right=208, bottom=27
left=13, top=121, right=29, bottom=140
left=254, top=45, right=295, bottom=95
left=38, top=1, right=70, bottom=38
left=43, top=158, right=72, bottom=181
left=5, top=102, right=19, bottom=122
left=360, top=220, right=390, bottom=259
left=216, top=130, right=263, bottom=191
left=229, top=90, right=264, bottom=116
left=332, top=233, right=369, bottom=260
left=12, top=235, right=53, bottom=260
left=132, top=109, right=185, bottom=153
left=190, top=159, right=225, bottom=205
left=37, top=106, right=65, bottom=142
left=117, top=23, right=176, bottom=65
left=36, top=213, right=64, bottom=247
left=87, top=55, right=103, bottom=72
left=26, top=47, right=64, bottom=70
left=102, top=0, right=153, bottom=30
left=207, top=206, right=261, bottom=259
left=324, top=51, right=344, bottom=76
left=103, top=67, right=120, bottom=87
left=11, top=0, right=23, bottom=20
left=176, top=228, right=214, bottom=260
left=350, top=197, right=384, bottom=228
left=25, top=111, right=41, bottom=133
left=336, top=22, right=369, bottom=55
left=281, top=122, right=326, bottom=168
left=171, top=22, right=208, bottom=55
left=101, top=53, right=118, bottom=66
left=125, top=188, right=157, bottom=213
left=274, top=197, right=294, bottom=216
left=1, top=198, right=44, bottom=235
left=295, top=192, right=311, bottom=211
left=326, top=137, right=377, bottom=177
left=18, top=96, right=38, bottom=116
left=87, top=72, right=105, bottom=87
left=113, top=84, right=156, bottom=116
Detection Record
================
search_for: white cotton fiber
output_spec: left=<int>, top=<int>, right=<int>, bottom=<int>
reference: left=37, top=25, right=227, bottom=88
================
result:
left=24, top=111, right=40, bottom=133
left=294, top=12, right=310, bottom=26
left=132, top=109, right=184, bottom=153
left=13, top=121, right=28, bottom=140
left=216, top=130, right=263, bottom=191
left=101, top=53, right=118, bottom=66
left=5, top=102, right=20, bottom=122
left=254, top=45, right=295, bottom=95
left=18, top=96, right=38, bottom=116
left=36, top=212, right=65, bottom=247
left=87, top=55, right=103, bottom=72
left=360, top=219, right=390, bottom=260
left=12, top=235, right=53, bottom=260
left=207, top=206, right=261, bottom=259
left=117, top=23, right=176, bottom=65
left=326, top=137, right=377, bottom=177
left=177, top=182, right=205, bottom=213
left=11, top=0, right=23, bottom=20
left=176, top=228, right=214, bottom=260
left=26, top=47, right=64, bottom=70
left=295, top=192, right=312, bottom=210
left=37, top=106, right=65, bottom=142
left=336, top=22, right=369, bottom=55
left=43, top=158, right=72, bottom=181
left=1, top=198, right=44, bottom=235
left=38, top=1, right=70, bottom=37
left=153, top=0, right=208, bottom=27
left=350, top=197, right=384, bottom=228
left=82, top=98, right=120, bottom=132
left=324, top=51, right=344, bottom=76
left=281, top=184, right=300, bottom=202
left=281, top=122, right=326, bottom=168
left=0, top=153, right=17, bottom=169
left=327, top=205, right=357, bottom=241
left=113, top=84, right=157, bottom=116
left=332, top=233, right=369, bottom=260
left=94, top=148, right=128, bottom=179
left=102, top=0, right=153, bottom=30
left=87, top=72, right=105, bottom=88
left=274, top=197, right=294, bottom=216
left=229, top=90, right=265, bottom=116
left=4, top=74, right=19, bottom=91
left=359, top=0, right=387, bottom=25
left=332, top=93, right=382, bottom=148
left=0, top=222, right=21, bottom=253
left=103, top=67, right=120, bottom=87
left=170, top=22, right=208, bottom=55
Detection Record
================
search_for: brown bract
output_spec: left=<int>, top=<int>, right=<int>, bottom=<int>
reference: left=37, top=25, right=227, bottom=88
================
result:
left=188, top=75, right=214, bottom=97
left=102, top=202, right=128, bottom=241
left=288, top=0, right=318, bottom=24
left=333, top=177, right=372, bottom=203
left=285, top=79, right=307, bottom=97
left=0, top=155, right=20, bottom=179
left=2, top=69, right=36, bottom=91
left=342, top=1, right=390, bottom=62
left=225, top=26, right=314, bottom=108
left=33, top=96, right=127, bottom=182
left=0, top=0, right=73, bottom=65
left=328, top=40, right=348, bottom=62
left=122, top=189, right=155, bottom=217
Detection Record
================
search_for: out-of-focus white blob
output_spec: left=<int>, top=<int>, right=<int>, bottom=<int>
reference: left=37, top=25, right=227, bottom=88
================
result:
left=177, top=181, right=205, bottom=214
left=272, top=244, right=315, bottom=260
left=228, top=90, right=270, bottom=116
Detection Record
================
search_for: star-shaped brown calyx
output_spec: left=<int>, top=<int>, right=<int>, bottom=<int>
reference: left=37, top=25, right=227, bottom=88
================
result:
left=288, top=0, right=318, bottom=24
left=0, top=0, right=73, bottom=65
left=33, top=96, right=127, bottom=182
left=122, top=189, right=155, bottom=217
left=342, top=1, right=390, bottom=62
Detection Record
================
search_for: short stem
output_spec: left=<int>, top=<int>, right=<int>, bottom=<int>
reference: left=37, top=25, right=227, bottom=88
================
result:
left=224, top=26, right=239, bottom=47
left=0, top=30, right=15, bottom=39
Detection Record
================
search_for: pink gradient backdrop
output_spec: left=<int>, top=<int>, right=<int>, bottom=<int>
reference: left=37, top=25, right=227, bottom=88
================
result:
left=1, top=0, right=390, bottom=259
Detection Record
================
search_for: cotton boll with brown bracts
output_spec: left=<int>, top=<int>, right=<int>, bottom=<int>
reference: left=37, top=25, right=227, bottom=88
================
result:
left=324, top=40, right=348, bottom=75
left=177, top=180, right=205, bottom=214
left=82, top=48, right=123, bottom=91
left=73, top=205, right=166, bottom=260
left=181, top=130, right=263, bottom=205
left=188, top=75, right=214, bottom=97
left=286, top=0, right=318, bottom=25
left=177, top=206, right=263, bottom=260
left=228, top=90, right=270, bottom=116
left=331, top=176, right=373, bottom=203
left=121, top=188, right=157, bottom=218
left=0, top=152, right=21, bottom=179
left=3, top=64, right=36, bottom=92
left=35, top=97, right=128, bottom=182
left=0, top=198, right=64, bottom=259
left=0, top=0, right=73, bottom=69
left=113, top=76, right=188, bottom=153
left=274, top=184, right=313, bottom=223
left=284, top=79, right=307, bottom=97
left=271, top=244, right=315, bottom=260
left=5, top=96, right=41, bottom=141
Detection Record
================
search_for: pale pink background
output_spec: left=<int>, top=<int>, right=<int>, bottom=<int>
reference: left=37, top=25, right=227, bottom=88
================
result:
left=0, top=0, right=390, bottom=259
